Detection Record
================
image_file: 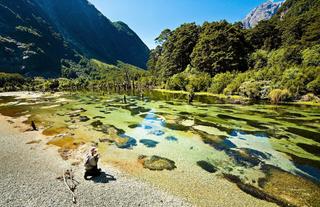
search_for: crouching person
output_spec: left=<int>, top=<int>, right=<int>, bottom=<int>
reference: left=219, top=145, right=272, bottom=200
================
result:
left=84, top=147, right=101, bottom=180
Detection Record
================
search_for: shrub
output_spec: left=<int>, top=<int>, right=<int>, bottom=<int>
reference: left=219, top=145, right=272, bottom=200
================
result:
left=239, top=80, right=271, bottom=99
left=166, top=73, right=188, bottom=90
left=166, top=67, right=211, bottom=92
left=209, top=72, right=235, bottom=94
left=49, top=80, right=59, bottom=91
left=223, top=72, right=248, bottom=95
left=0, top=73, right=26, bottom=91
left=269, top=89, right=291, bottom=104
left=58, top=78, right=73, bottom=91
left=280, top=66, right=320, bottom=97
left=306, top=76, right=320, bottom=95
left=186, top=72, right=211, bottom=92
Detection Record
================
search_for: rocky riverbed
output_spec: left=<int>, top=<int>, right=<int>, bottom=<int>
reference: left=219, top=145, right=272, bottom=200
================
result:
left=1, top=91, right=319, bottom=207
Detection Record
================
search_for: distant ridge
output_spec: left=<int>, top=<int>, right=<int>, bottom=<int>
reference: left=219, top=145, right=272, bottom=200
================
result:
left=243, top=0, right=284, bottom=29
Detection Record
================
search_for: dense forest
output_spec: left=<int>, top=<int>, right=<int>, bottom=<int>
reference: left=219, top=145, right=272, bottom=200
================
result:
left=146, top=0, right=320, bottom=103
left=1, top=0, right=319, bottom=104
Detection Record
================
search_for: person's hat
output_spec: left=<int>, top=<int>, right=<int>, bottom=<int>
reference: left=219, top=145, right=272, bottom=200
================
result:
left=91, top=147, right=97, bottom=153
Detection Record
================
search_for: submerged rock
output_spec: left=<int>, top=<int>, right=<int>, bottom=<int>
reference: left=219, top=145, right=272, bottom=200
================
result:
left=99, top=110, right=111, bottom=114
left=138, top=155, right=176, bottom=171
left=79, top=116, right=90, bottom=122
left=165, top=122, right=190, bottom=131
left=79, top=107, right=87, bottom=112
left=196, top=130, right=227, bottom=150
left=196, top=161, right=217, bottom=173
left=151, top=130, right=165, bottom=136
left=140, top=139, right=159, bottom=148
left=99, top=125, right=110, bottom=134
left=98, top=124, right=125, bottom=135
left=226, top=148, right=269, bottom=167
left=144, top=125, right=152, bottom=129
left=93, top=116, right=105, bottom=119
left=128, top=123, right=142, bottom=129
left=115, top=135, right=137, bottom=149
left=91, top=120, right=103, bottom=127
left=165, top=136, right=178, bottom=142
left=68, top=113, right=80, bottom=118
left=67, top=108, right=87, bottom=117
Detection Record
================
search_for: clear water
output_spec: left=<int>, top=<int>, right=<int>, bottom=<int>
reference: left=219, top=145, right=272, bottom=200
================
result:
left=1, top=91, right=319, bottom=205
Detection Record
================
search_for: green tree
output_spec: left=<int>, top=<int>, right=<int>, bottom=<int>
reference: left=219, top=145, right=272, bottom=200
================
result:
left=191, top=21, right=248, bottom=76
left=155, top=29, right=171, bottom=45
left=147, top=46, right=162, bottom=72
left=246, top=21, right=281, bottom=51
left=156, top=23, right=200, bottom=78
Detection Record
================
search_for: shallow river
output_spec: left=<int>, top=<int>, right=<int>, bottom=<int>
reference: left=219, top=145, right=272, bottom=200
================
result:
left=0, top=91, right=319, bottom=206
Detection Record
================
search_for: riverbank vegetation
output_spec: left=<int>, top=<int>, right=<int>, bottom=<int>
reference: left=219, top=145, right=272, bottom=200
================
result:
left=0, top=58, right=154, bottom=92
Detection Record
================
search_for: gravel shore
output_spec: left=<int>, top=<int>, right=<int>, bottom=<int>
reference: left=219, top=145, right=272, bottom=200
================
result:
left=0, top=115, right=192, bottom=207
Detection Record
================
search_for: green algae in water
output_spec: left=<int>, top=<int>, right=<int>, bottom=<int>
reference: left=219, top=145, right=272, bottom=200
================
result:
left=1, top=92, right=320, bottom=205
left=296, top=143, right=320, bottom=157
left=286, top=126, right=320, bottom=142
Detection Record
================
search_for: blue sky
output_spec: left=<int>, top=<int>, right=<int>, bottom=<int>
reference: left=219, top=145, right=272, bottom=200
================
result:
left=89, top=0, right=281, bottom=49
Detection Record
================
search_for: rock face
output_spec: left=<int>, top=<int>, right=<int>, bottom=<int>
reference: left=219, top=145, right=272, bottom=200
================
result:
left=0, top=0, right=149, bottom=77
left=243, top=0, right=284, bottom=29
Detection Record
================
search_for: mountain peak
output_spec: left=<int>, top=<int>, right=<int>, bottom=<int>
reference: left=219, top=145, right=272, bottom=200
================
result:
left=243, top=0, right=285, bottom=29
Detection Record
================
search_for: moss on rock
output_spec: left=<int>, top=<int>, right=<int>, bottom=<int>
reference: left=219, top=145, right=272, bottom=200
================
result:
left=138, top=155, right=176, bottom=171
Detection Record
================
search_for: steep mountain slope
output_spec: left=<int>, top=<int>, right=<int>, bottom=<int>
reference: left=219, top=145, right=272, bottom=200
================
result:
left=35, top=0, right=149, bottom=69
left=243, top=0, right=284, bottom=29
left=0, top=0, right=149, bottom=77
left=0, top=0, right=78, bottom=77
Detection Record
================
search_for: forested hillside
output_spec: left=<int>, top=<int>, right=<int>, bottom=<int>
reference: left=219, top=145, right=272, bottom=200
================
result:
left=147, top=0, right=320, bottom=102
left=0, top=0, right=149, bottom=77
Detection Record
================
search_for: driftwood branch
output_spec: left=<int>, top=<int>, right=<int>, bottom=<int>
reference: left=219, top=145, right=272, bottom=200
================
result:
left=63, top=169, right=78, bottom=204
